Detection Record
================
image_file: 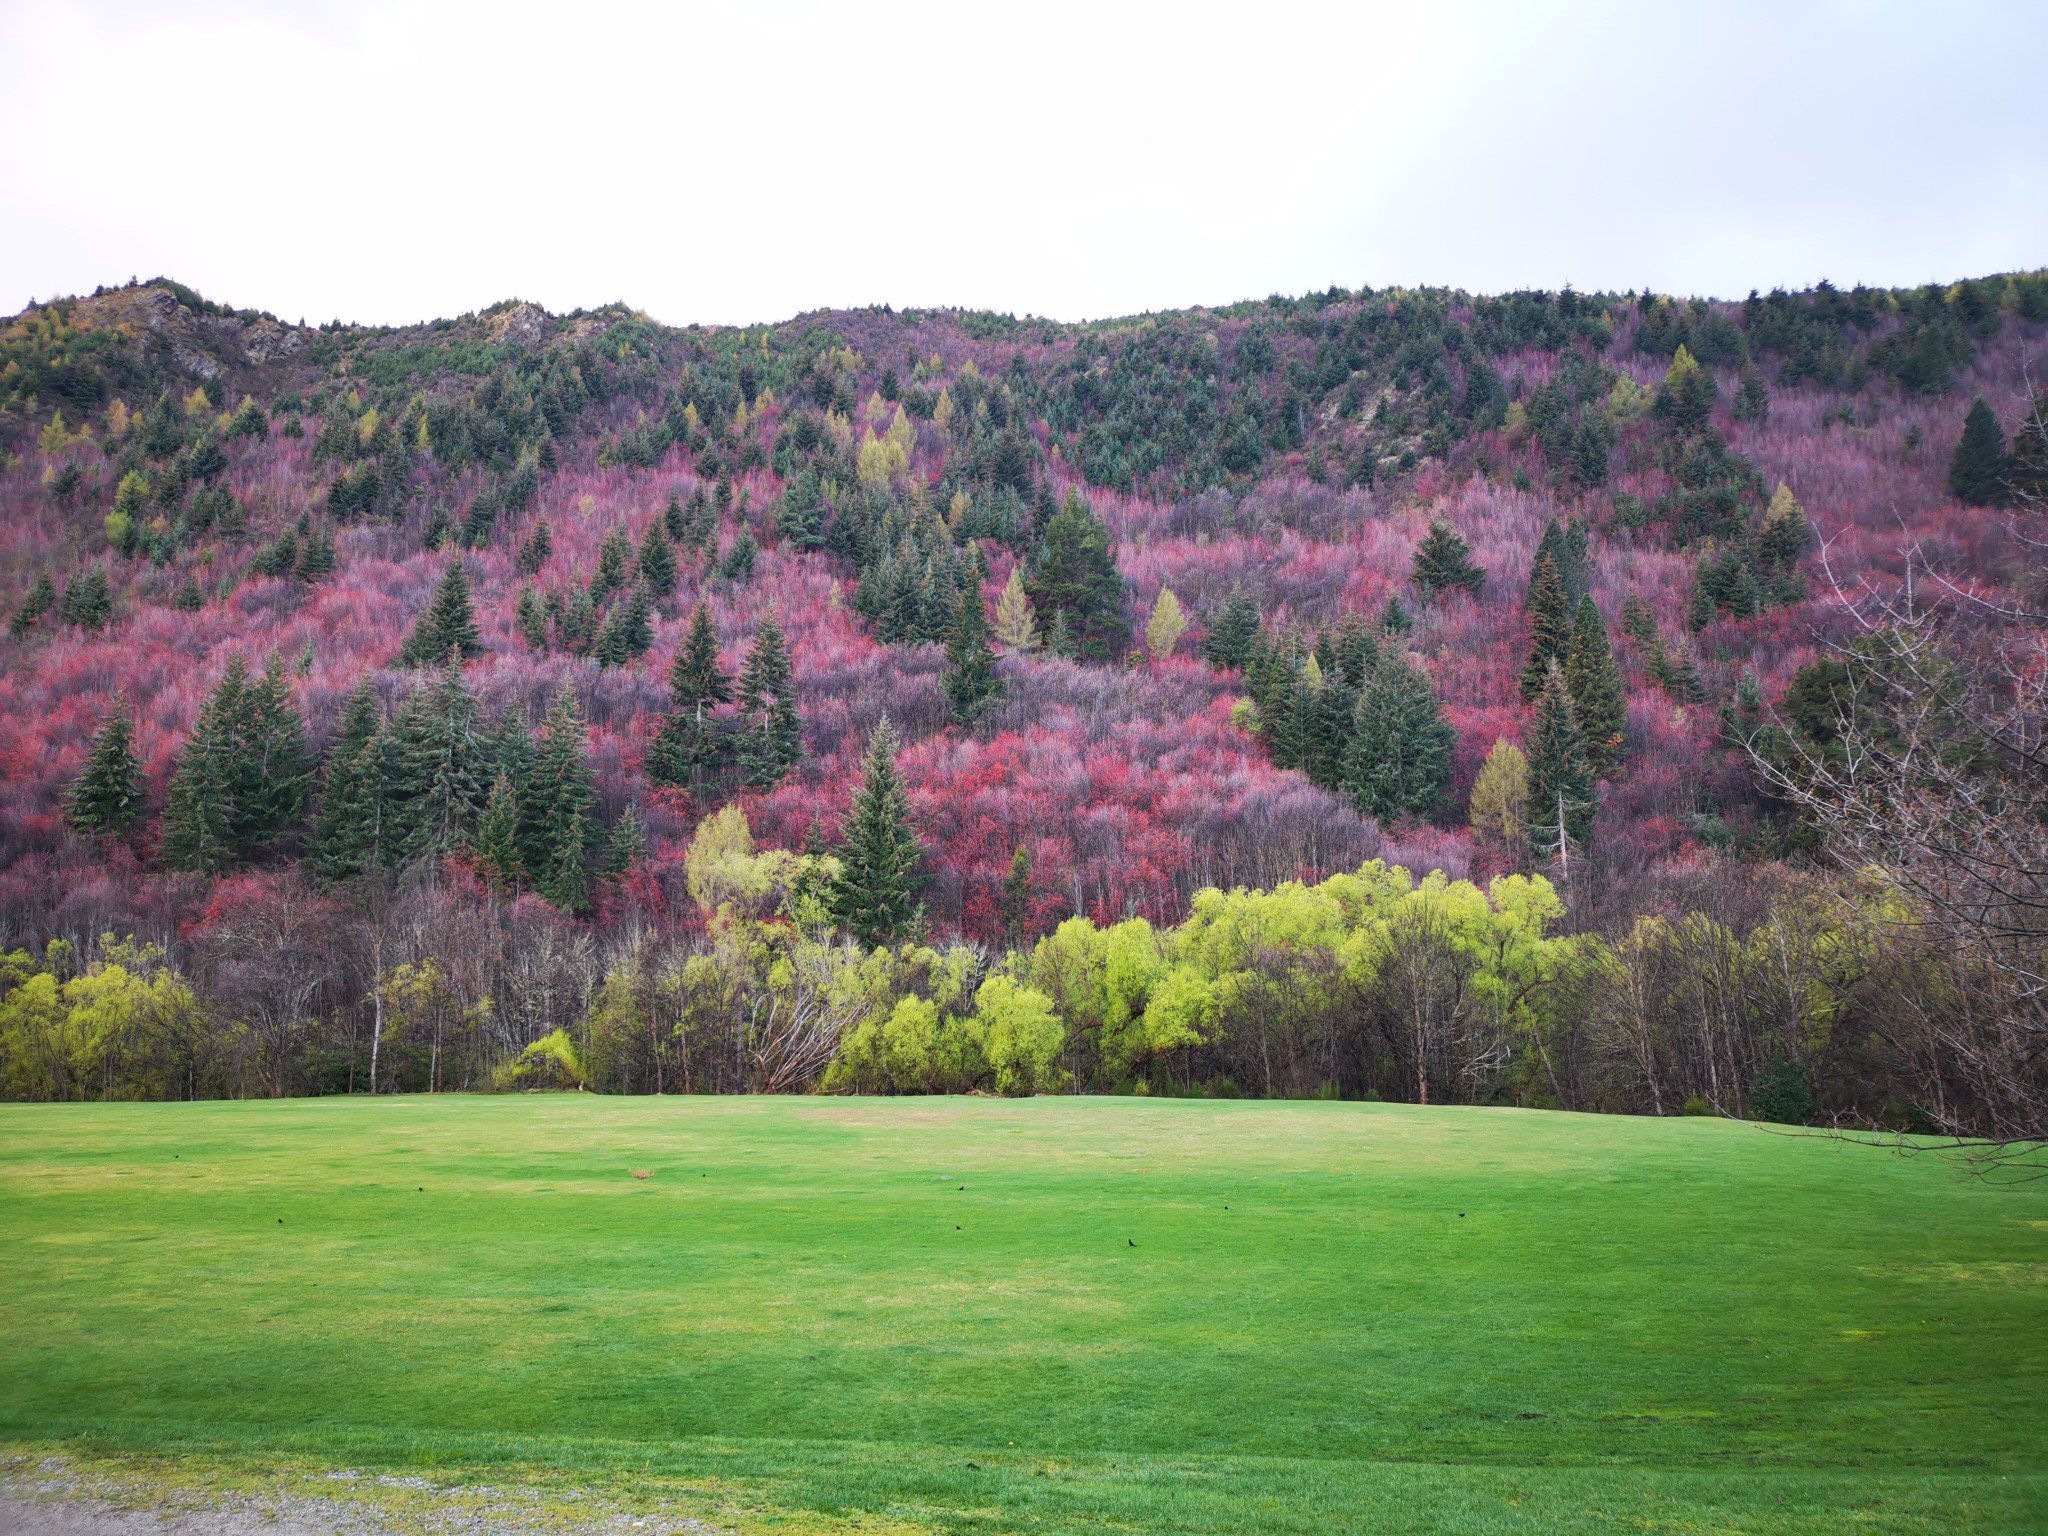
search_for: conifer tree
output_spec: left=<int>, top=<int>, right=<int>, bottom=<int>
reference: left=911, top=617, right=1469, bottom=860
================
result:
left=638, top=521, right=677, bottom=594
left=294, top=528, right=336, bottom=584
left=1341, top=650, right=1455, bottom=822
left=1202, top=593, right=1260, bottom=670
left=1620, top=594, right=1659, bottom=653
left=832, top=717, right=926, bottom=947
left=1467, top=738, right=1529, bottom=850
left=607, top=802, right=647, bottom=876
left=1378, top=593, right=1412, bottom=634
left=737, top=614, right=802, bottom=790
left=309, top=679, right=390, bottom=880
left=1732, top=365, right=1770, bottom=423
left=1145, top=586, right=1188, bottom=659
left=650, top=600, right=732, bottom=790
left=1656, top=345, right=1716, bottom=435
left=514, top=584, right=548, bottom=650
left=515, top=520, right=553, bottom=576
left=61, top=566, right=112, bottom=632
left=719, top=527, right=758, bottom=582
left=594, top=583, right=655, bottom=667
left=1525, top=662, right=1594, bottom=862
left=399, top=560, right=481, bottom=667
left=520, top=684, right=598, bottom=909
left=663, top=490, right=688, bottom=542
left=472, top=772, right=525, bottom=891
left=2010, top=389, right=2048, bottom=506
left=1519, top=551, right=1573, bottom=701
left=1949, top=397, right=2009, bottom=506
left=1533, top=517, right=1590, bottom=602
left=991, top=567, right=1040, bottom=652
left=66, top=698, right=143, bottom=836
left=162, top=657, right=250, bottom=874
left=1410, top=519, right=1485, bottom=599
left=234, top=656, right=313, bottom=852
left=1024, top=490, right=1126, bottom=662
left=1564, top=596, right=1626, bottom=777
left=10, top=570, right=55, bottom=637
left=944, top=546, right=1002, bottom=725
left=391, top=661, right=488, bottom=866
left=590, top=526, right=633, bottom=600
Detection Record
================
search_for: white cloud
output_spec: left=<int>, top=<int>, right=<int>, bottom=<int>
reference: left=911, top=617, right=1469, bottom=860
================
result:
left=1, top=0, right=2041, bottom=325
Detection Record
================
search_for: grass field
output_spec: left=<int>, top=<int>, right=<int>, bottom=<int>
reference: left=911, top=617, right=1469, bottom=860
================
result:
left=1, top=1095, right=2043, bottom=1535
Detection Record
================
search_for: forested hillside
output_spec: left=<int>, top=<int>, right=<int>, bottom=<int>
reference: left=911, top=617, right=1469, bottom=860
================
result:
left=2, top=272, right=2044, bottom=1135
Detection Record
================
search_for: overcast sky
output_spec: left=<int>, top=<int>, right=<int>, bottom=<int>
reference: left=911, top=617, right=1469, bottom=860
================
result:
left=3, top=0, right=2042, bottom=328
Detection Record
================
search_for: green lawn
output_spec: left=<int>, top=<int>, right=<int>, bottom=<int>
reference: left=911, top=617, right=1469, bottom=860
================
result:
left=1, top=1096, right=2042, bottom=1534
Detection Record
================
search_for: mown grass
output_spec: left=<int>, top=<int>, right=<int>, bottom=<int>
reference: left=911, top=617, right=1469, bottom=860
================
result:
left=1, top=1095, right=2043, bottom=1533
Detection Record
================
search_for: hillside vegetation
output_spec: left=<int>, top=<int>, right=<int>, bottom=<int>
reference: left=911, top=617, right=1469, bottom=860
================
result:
left=2, top=275, right=2046, bottom=1134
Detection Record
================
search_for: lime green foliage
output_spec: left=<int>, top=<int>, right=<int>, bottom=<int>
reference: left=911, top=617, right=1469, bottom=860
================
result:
left=1, top=1096, right=2043, bottom=1535
left=494, top=1028, right=584, bottom=1090
left=0, top=939, right=203, bottom=1101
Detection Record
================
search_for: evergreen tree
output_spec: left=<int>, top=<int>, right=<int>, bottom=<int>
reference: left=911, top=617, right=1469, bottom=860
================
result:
left=650, top=601, right=732, bottom=790
left=1732, top=365, right=1770, bottom=423
left=10, top=570, right=55, bottom=637
left=472, top=772, right=525, bottom=891
left=1949, top=396, right=2009, bottom=506
left=1519, top=551, right=1573, bottom=701
left=607, top=802, right=647, bottom=875
left=737, top=614, right=802, bottom=790
left=1563, top=596, right=1626, bottom=777
left=294, top=528, right=335, bottom=583
left=1533, top=517, right=1590, bottom=602
left=399, top=560, right=481, bottom=667
left=832, top=717, right=926, bottom=947
left=1341, top=650, right=1455, bottom=822
left=669, top=600, right=729, bottom=712
left=590, top=526, right=634, bottom=600
left=514, top=584, right=548, bottom=650
left=1525, top=662, right=1594, bottom=862
left=944, top=546, right=1002, bottom=724
left=594, top=583, right=655, bottom=668
left=1410, top=519, right=1485, bottom=599
left=65, top=698, right=143, bottom=836
left=60, top=566, right=112, bottom=632
left=662, top=490, right=688, bottom=542
left=520, top=684, right=598, bottom=909
left=719, top=527, right=758, bottom=582
left=1024, top=490, right=1127, bottom=662
left=515, top=520, right=553, bottom=576
left=1202, top=593, right=1261, bottom=670
left=390, top=661, right=488, bottom=866
left=637, top=521, right=677, bottom=594
left=1656, top=345, right=1717, bottom=435
left=161, top=657, right=250, bottom=874
left=1378, top=593, right=1412, bottom=634
left=233, top=656, right=313, bottom=853
left=308, top=679, right=390, bottom=880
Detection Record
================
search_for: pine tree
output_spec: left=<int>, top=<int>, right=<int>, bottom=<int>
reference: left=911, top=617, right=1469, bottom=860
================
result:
left=669, top=600, right=730, bottom=712
left=594, top=583, right=655, bottom=668
left=1732, top=365, right=1770, bottom=423
left=390, top=661, right=488, bottom=866
left=162, top=657, right=249, bottom=874
left=520, top=684, right=597, bottom=908
left=515, top=520, right=553, bottom=576
left=1758, top=482, right=1814, bottom=571
left=294, top=528, right=336, bottom=583
left=1525, top=662, right=1594, bottom=862
left=399, top=560, right=481, bottom=667
left=663, top=490, right=688, bottom=542
left=1025, top=490, right=1126, bottom=662
left=650, top=601, right=732, bottom=791
left=1378, top=593, right=1412, bottom=634
left=991, top=567, right=1040, bottom=652
left=60, top=566, right=112, bottom=632
left=944, top=546, right=1002, bottom=725
left=719, top=527, right=758, bottom=582
left=10, top=570, right=55, bottom=637
left=472, top=772, right=525, bottom=891
left=233, top=655, right=313, bottom=853
left=1410, top=519, right=1485, bottom=599
left=607, top=802, right=647, bottom=875
left=1341, top=650, right=1456, bottom=822
left=1620, top=594, right=1659, bottom=653
left=832, top=717, right=926, bottom=947
left=1145, top=586, right=1188, bottom=659
left=1519, top=551, right=1573, bottom=701
left=514, top=584, right=548, bottom=650
left=590, top=526, right=633, bottom=600
left=1563, top=596, right=1626, bottom=777
left=1948, top=397, right=2009, bottom=506
left=1202, top=594, right=1261, bottom=670
left=637, top=521, right=677, bottom=594
left=66, top=698, right=143, bottom=836
left=737, top=614, right=802, bottom=790
left=308, top=679, right=390, bottom=880
left=1533, top=517, right=1590, bottom=602
left=1656, top=345, right=1716, bottom=435
left=2011, top=389, right=2048, bottom=505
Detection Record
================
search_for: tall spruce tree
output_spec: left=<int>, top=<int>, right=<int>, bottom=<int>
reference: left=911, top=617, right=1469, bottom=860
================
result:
left=308, top=679, right=390, bottom=880
left=66, top=698, right=143, bottom=836
left=472, top=772, right=526, bottom=891
left=1341, top=650, right=1456, bottom=822
left=832, top=717, right=926, bottom=947
left=590, top=525, right=633, bottom=600
left=1949, top=396, right=2009, bottom=506
left=233, top=656, right=313, bottom=854
left=637, top=522, right=677, bottom=594
left=161, top=657, right=250, bottom=874
left=944, top=545, right=1002, bottom=724
left=737, top=613, right=802, bottom=790
left=390, top=661, right=488, bottom=866
left=1202, top=593, right=1262, bottom=670
left=1519, top=551, right=1573, bottom=701
left=399, top=560, right=482, bottom=667
left=1525, top=662, right=1594, bottom=862
left=1024, top=490, right=1127, bottom=662
left=1564, top=595, right=1627, bottom=777
left=521, top=684, right=598, bottom=911
left=1410, top=519, right=1485, bottom=599
left=650, top=600, right=731, bottom=790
